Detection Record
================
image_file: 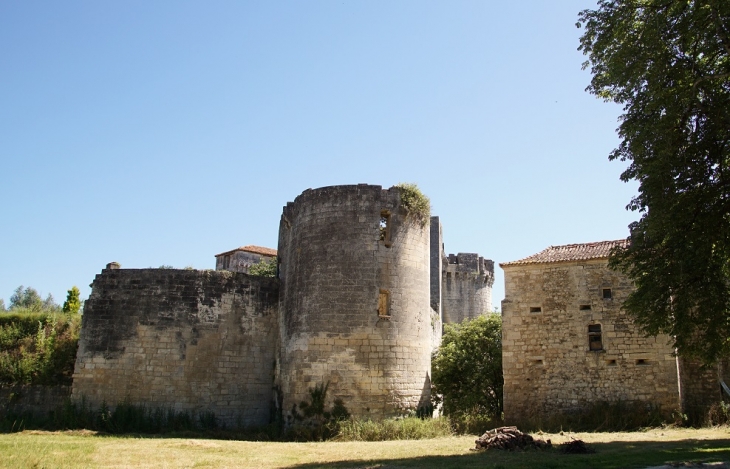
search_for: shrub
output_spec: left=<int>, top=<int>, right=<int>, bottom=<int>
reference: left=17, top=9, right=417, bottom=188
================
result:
left=335, top=416, right=453, bottom=441
left=394, top=183, right=430, bottom=226
left=0, top=311, right=80, bottom=385
left=248, top=257, right=277, bottom=277
left=706, top=401, right=730, bottom=426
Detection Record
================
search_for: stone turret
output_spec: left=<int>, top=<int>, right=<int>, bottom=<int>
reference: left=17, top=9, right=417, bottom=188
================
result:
left=276, top=184, right=432, bottom=421
left=442, top=253, right=495, bottom=324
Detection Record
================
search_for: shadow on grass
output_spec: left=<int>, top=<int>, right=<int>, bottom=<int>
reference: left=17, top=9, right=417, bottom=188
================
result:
left=278, top=438, right=730, bottom=469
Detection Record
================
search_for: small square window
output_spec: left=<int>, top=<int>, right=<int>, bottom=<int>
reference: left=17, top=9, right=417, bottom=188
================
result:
left=602, top=288, right=613, bottom=299
left=530, top=306, right=542, bottom=313
left=579, top=304, right=592, bottom=311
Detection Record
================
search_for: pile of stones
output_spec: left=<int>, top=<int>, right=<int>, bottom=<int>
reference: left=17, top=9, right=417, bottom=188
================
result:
left=474, top=426, right=552, bottom=451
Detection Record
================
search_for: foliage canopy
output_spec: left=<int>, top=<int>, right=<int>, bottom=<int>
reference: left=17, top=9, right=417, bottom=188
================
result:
left=431, top=314, right=503, bottom=418
left=578, top=0, right=730, bottom=363
left=8, top=286, right=59, bottom=313
left=248, top=257, right=277, bottom=277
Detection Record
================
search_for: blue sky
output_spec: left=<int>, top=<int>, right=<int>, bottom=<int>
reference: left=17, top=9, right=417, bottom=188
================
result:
left=0, top=1, right=636, bottom=309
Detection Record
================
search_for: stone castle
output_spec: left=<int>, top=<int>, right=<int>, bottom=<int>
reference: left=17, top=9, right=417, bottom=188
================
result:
left=71, top=184, right=494, bottom=426
left=71, top=184, right=725, bottom=427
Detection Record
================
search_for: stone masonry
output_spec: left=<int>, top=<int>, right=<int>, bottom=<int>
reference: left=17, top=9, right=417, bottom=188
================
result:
left=442, top=253, right=495, bottom=324
left=277, top=185, right=432, bottom=421
left=72, top=266, right=278, bottom=427
left=72, top=184, right=493, bottom=427
left=501, top=240, right=722, bottom=424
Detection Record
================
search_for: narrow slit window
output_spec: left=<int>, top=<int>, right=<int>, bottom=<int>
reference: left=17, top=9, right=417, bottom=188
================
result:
left=379, top=210, right=392, bottom=245
left=607, top=359, right=617, bottom=366
left=530, top=306, right=542, bottom=313
left=636, top=359, right=649, bottom=366
left=588, top=324, right=603, bottom=351
left=579, top=304, right=592, bottom=311
left=378, top=290, right=390, bottom=318
left=602, top=288, right=613, bottom=299
left=533, top=359, right=543, bottom=365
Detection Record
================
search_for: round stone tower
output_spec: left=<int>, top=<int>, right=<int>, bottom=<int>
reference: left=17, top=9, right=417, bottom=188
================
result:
left=442, top=253, right=495, bottom=324
left=276, top=184, right=432, bottom=421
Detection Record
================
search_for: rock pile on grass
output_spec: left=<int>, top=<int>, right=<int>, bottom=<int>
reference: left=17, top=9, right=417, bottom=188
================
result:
left=474, top=426, right=551, bottom=451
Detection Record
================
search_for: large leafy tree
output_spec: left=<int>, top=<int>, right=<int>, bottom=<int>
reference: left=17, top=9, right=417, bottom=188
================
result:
left=431, top=314, right=503, bottom=418
left=578, top=1, right=730, bottom=363
left=9, top=286, right=59, bottom=312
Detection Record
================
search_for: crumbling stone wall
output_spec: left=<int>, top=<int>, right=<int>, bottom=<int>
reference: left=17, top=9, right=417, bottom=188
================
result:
left=501, top=260, right=679, bottom=423
left=442, top=253, right=494, bottom=324
left=72, top=267, right=278, bottom=427
left=277, top=185, right=432, bottom=422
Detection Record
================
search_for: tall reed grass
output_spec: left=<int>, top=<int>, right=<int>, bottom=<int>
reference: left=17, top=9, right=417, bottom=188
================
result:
left=334, top=416, right=453, bottom=441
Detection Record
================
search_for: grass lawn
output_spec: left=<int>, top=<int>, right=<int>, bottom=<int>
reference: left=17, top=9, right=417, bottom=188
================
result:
left=0, top=428, right=729, bottom=469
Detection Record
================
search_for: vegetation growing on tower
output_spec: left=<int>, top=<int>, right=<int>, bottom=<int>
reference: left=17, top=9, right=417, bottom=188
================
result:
left=394, top=183, right=430, bottom=226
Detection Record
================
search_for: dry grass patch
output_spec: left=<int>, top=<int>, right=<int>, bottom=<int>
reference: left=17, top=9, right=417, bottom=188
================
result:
left=0, top=428, right=729, bottom=469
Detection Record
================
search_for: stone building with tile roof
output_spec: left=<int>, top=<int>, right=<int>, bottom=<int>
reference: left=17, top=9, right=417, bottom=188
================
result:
left=501, top=240, right=723, bottom=424
left=215, top=245, right=277, bottom=273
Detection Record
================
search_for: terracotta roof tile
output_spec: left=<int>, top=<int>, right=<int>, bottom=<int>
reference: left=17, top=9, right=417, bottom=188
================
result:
left=215, top=245, right=277, bottom=258
left=500, top=239, right=628, bottom=267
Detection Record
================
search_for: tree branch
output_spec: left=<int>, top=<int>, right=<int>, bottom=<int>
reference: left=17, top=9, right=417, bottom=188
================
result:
left=710, top=3, right=730, bottom=58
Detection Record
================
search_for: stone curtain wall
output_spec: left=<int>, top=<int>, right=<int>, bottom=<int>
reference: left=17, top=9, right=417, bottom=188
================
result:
left=72, top=268, right=278, bottom=427
left=442, top=253, right=495, bottom=324
left=277, top=185, right=432, bottom=421
left=0, top=385, right=71, bottom=419
left=501, top=259, right=679, bottom=423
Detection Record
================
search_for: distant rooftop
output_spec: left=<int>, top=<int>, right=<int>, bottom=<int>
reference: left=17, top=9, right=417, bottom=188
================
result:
left=215, top=245, right=278, bottom=258
left=500, top=239, right=628, bottom=267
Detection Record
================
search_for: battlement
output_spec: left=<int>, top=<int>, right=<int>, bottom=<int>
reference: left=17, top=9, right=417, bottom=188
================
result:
left=445, top=253, right=495, bottom=284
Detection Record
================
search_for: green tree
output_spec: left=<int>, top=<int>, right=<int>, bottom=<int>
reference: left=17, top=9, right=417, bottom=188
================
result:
left=578, top=1, right=730, bottom=363
left=248, top=257, right=277, bottom=277
left=62, top=286, right=81, bottom=314
left=431, top=314, right=503, bottom=418
left=9, top=286, right=60, bottom=312
left=10, top=286, right=43, bottom=311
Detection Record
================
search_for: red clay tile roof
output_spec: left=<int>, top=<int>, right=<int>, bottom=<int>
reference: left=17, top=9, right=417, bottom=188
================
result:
left=500, top=239, right=629, bottom=267
left=215, top=245, right=277, bottom=258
